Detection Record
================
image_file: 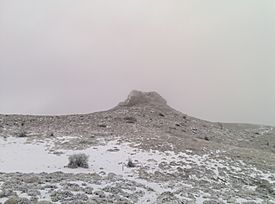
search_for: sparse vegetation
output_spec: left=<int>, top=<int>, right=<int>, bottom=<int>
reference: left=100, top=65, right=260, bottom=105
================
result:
left=127, top=159, right=136, bottom=168
left=67, top=153, right=89, bottom=168
left=217, top=122, right=223, bottom=130
left=124, top=117, right=137, bottom=123
left=159, top=113, right=165, bottom=117
left=17, top=131, right=28, bottom=137
left=98, top=124, right=107, bottom=128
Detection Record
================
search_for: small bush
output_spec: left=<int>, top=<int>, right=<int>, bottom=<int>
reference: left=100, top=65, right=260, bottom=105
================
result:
left=98, top=124, right=107, bottom=128
left=17, top=131, right=28, bottom=137
left=127, top=159, right=136, bottom=168
left=124, top=117, right=137, bottom=124
left=204, top=136, right=210, bottom=141
left=67, top=153, right=89, bottom=168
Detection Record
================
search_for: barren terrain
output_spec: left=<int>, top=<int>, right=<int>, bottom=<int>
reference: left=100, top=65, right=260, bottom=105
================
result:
left=0, top=91, right=274, bottom=204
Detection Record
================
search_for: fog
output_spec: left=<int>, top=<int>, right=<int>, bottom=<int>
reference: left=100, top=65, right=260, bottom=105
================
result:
left=0, top=0, right=275, bottom=126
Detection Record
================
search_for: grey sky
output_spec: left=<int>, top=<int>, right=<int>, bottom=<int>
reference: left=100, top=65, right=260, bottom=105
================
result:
left=0, top=0, right=275, bottom=126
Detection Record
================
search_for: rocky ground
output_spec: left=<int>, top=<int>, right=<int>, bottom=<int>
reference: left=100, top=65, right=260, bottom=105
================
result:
left=0, top=90, right=275, bottom=204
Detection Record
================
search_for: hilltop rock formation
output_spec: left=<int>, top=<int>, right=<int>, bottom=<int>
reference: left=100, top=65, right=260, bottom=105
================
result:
left=118, top=90, right=167, bottom=107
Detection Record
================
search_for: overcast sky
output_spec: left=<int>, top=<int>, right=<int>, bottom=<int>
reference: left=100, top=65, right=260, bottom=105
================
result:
left=0, top=0, right=275, bottom=126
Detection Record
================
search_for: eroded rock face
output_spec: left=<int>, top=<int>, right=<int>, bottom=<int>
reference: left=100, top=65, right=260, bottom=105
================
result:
left=118, top=90, right=167, bottom=107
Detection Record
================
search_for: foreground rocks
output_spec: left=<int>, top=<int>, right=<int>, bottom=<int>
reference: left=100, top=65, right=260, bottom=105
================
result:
left=0, top=156, right=275, bottom=204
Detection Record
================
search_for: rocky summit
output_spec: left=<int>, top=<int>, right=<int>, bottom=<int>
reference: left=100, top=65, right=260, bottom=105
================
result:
left=0, top=91, right=275, bottom=204
left=118, top=90, right=167, bottom=107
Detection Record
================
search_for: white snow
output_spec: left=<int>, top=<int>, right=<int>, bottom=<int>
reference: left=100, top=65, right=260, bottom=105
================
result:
left=1, top=136, right=274, bottom=204
left=194, top=192, right=211, bottom=204
left=250, top=167, right=275, bottom=184
left=0, top=136, right=242, bottom=182
left=235, top=197, right=263, bottom=203
left=0, top=137, right=66, bottom=173
left=0, top=136, right=213, bottom=175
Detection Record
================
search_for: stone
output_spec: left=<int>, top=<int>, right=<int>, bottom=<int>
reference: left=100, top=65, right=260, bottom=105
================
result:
left=17, top=197, right=31, bottom=204
left=37, top=201, right=52, bottom=204
left=4, top=197, right=17, bottom=204
left=157, top=192, right=181, bottom=204
left=94, top=191, right=105, bottom=198
left=84, top=187, right=93, bottom=194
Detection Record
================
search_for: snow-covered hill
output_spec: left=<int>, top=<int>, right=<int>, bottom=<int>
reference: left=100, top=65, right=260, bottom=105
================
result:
left=0, top=91, right=274, bottom=204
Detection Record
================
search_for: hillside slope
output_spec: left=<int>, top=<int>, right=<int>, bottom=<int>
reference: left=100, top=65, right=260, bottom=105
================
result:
left=0, top=90, right=274, bottom=204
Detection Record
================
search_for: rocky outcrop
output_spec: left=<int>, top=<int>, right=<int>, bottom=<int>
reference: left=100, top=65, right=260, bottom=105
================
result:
left=118, top=90, right=167, bottom=107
